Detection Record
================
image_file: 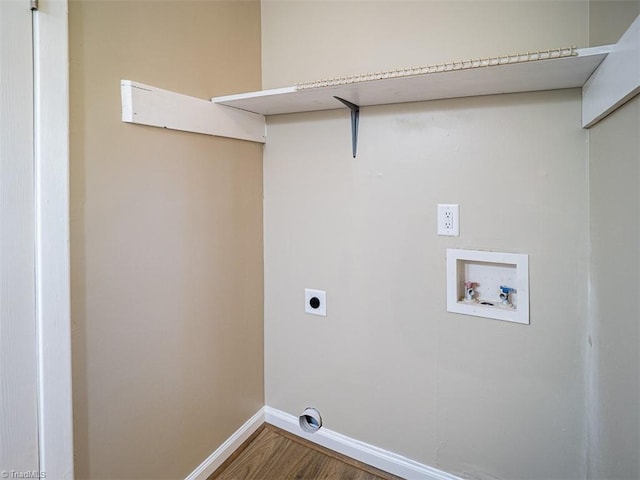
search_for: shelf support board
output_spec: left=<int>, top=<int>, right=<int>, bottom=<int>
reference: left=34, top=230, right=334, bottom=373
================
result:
left=582, top=16, right=640, bottom=128
left=121, top=80, right=266, bottom=143
left=334, top=96, right=360, bottom=158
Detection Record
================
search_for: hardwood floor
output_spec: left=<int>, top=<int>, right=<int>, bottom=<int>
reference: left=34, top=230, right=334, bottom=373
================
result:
left=208, top=424, right=403, bottom=480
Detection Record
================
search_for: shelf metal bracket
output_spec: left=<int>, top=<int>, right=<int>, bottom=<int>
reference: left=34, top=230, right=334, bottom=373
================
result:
left=334, top=96, right=360, bottom=158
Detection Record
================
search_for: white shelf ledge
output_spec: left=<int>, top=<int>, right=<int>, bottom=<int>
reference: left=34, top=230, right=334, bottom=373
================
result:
left=213, top=46, right=611, bottom=116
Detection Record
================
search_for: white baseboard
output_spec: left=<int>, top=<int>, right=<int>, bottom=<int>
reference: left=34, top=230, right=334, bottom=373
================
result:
left=264, top=406, right=461, bottom=480
left=185, top=405, right=461, bottom=480
left=184, top=407, right=265, bottom=480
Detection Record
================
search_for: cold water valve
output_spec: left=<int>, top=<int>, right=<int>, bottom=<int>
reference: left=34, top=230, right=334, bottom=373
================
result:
left=499, top=285, right=515, bottom=307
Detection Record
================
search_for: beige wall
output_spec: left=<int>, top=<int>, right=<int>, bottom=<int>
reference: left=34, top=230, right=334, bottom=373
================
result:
left=69, top=2, right=264, bottom=479
left=262, top=2, right=590, bottom=479
left=588, top=96, right=640, bottom=480
left=589, top=0, right=639, bottom=46
left=588, top=2, right=640, bottom=479
left=262, top=0, right=588, bottom=89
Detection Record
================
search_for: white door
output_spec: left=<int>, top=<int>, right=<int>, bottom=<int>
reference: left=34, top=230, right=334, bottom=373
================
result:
left=0, top=0, right=41, bottom=476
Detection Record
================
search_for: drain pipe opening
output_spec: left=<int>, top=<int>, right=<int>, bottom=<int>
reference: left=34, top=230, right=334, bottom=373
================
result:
left=299, top=407, right=322, bottom=433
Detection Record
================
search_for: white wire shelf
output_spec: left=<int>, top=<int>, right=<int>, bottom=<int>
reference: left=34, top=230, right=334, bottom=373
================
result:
left=213, top=45, right=612, bottom=116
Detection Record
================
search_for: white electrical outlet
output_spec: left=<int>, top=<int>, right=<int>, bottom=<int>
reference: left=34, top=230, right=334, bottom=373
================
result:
left=437, top=204, right=459, bottom=236
left=305, top=288, right=326, bottom=316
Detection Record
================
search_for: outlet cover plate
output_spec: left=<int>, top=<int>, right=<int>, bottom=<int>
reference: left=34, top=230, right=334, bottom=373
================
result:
left=305, top=288, right=326, bottom=316
left=438, top=204, right=459, bottom=236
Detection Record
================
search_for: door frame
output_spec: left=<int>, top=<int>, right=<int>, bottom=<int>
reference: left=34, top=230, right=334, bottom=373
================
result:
left=33, top=0, right=73, bottom=477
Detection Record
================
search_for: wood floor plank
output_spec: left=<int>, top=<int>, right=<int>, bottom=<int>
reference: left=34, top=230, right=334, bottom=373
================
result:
left=208, top=425, right=267, bottom=478
left=271, top=426, right=399, bottom=479
left=209, top=424, right=402, bottom=480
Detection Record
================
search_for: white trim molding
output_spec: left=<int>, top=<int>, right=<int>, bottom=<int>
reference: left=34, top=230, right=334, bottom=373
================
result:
left=582, top=15, right=640, bottom=127
left=33, top=0, right=74, bottom=478
left=264, top=407, right=462, bottom=480
left=186, top=406, right=462, bottom=480
left=184, top=408, right=265, bottom=480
